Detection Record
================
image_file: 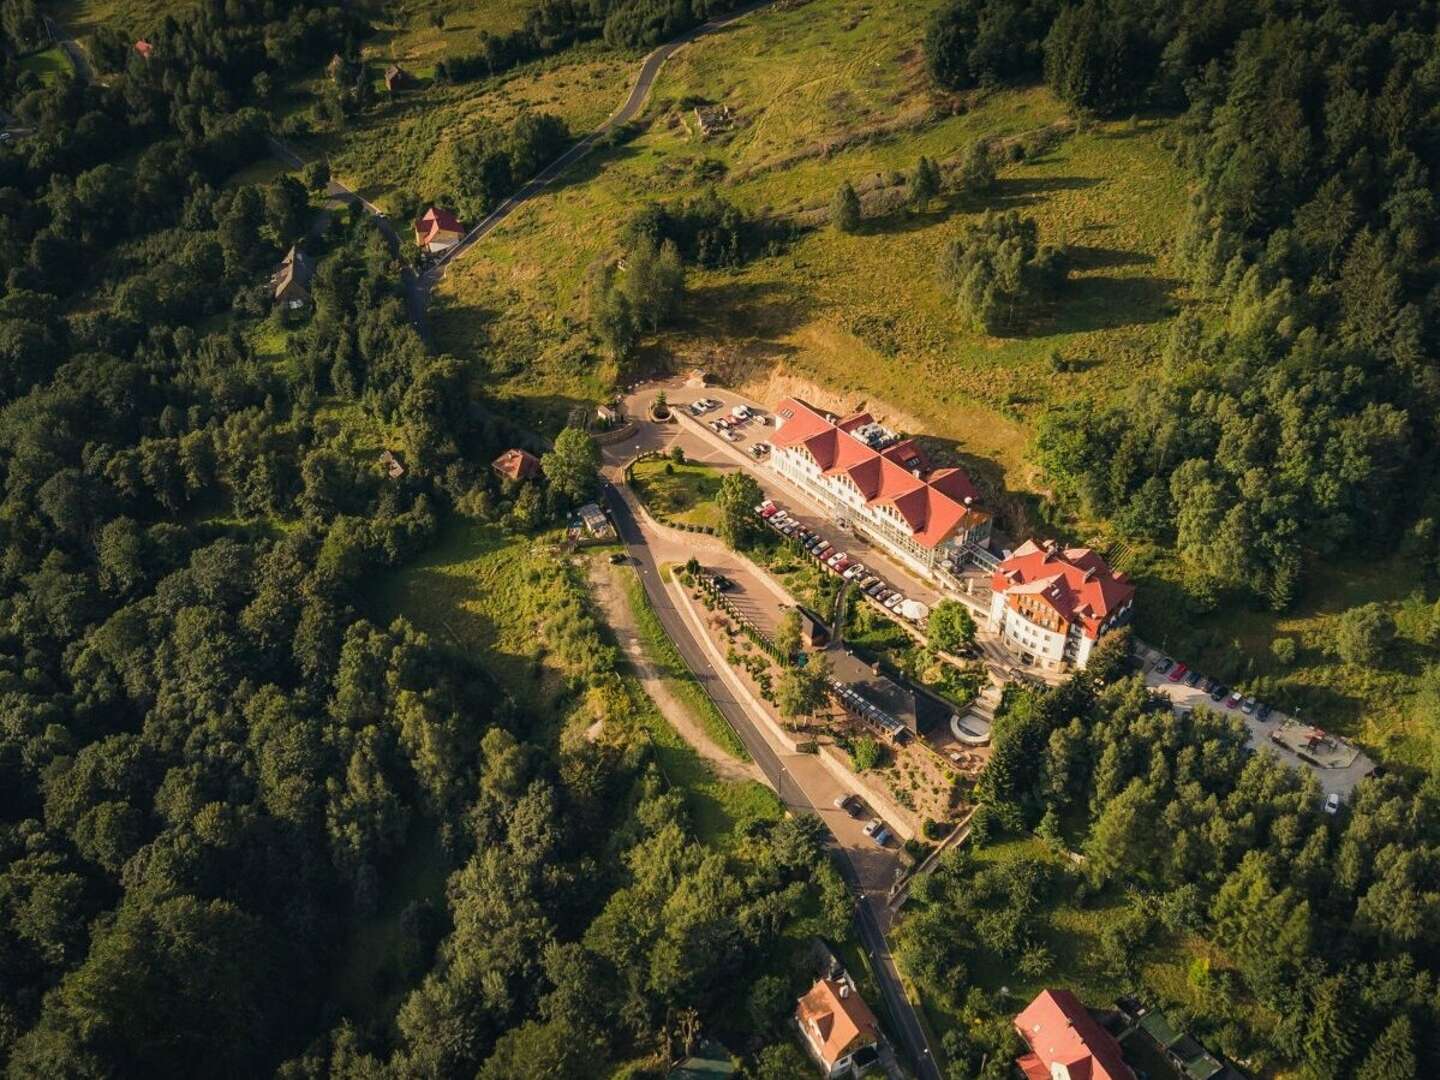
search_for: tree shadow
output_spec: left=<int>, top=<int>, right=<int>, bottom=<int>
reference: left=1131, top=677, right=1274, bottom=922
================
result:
left=988, top=174, right=1103, bottom=210
left=1024, top=273, right=1180, bottom=336
left=1066, top=245, right=1156, bottom=271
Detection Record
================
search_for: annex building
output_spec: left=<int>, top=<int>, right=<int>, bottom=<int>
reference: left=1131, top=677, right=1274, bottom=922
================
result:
left=769, top=398, right=992, bottom=578
left=989, top=539, right=1134, bottom=671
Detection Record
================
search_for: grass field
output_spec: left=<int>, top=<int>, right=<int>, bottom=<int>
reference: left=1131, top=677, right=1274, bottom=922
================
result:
left=622, top=569, right=748, bottom=759
left=371, top=522, right=778, bottom=841
left=432, top=0, right=1188, bottom=477
left=18, top=47, right=72, bottom=85
left=630, top=458, right=723, bottom=528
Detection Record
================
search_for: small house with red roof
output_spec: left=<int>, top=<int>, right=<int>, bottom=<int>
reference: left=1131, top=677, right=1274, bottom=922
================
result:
left=134, top=40, right=153, bottom=60
left=769, top=397, right=991, bottom=578
left=795, top=975, right=882, bottom=1077
left=492, top=447, right=540, bottom=484
left=989, top=540, right=1134, bottom=671
left=1015, top=989, right=1136, bottom=1080
left=414, top=207, right=464, bottom=253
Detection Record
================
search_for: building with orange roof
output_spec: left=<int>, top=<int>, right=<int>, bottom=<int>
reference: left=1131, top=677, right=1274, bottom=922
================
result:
left=1014, top=989, right=1136, bottom=1080
left=492, top=447, right=540, bottom=483
left=769, top=397, right=991, bottom=578
left=414, top=207, right=464, bottom=253
left=989, top=539, right=1135, bottom=671
left=795, top=976, right=881, bottom=1077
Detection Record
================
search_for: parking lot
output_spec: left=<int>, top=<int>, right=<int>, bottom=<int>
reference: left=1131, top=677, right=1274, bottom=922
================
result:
left=1137, top=644, right=1373, bottom=802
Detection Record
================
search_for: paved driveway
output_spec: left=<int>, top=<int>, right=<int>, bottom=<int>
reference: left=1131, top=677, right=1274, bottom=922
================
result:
left=1136, top=646, right=1374, bottom=800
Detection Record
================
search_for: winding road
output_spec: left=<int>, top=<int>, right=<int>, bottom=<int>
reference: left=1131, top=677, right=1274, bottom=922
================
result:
left=604, top=481, right=943, bottom=1080
left=422, top=0, right=776, bottom=285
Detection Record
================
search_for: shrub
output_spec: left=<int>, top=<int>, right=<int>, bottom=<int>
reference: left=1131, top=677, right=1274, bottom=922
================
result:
left=1271, top=637, right=1297, bottom=665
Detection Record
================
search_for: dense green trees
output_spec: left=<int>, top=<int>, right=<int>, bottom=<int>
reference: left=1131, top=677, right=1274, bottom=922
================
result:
left=938, top=210, right=1067, bottom=333
left=927, top=600, right=976, bottom=653
left=715, top=471, right=765, bottom=549
left=924, top=0, right=1055, bottom=91
left=911, top=662, right=1440, bottom=1077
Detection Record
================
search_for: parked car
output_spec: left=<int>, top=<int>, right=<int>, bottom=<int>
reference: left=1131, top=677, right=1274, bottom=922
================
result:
left=1167, top=662, right=1189, bottom=682
left=832, top=558, right=853, bottom=574
left=781, top=522, right=797, bottom=536
left=843, top=564, right=865, bottom=580
left=1210, top=684, right=1229, bottom=702
left=826, top=551, right=847, bottom=567
left=1256, top=702, right=1273, bottom=721
left=751, top=442, right=771, bottom=456
left=867, top=581, right=886, bottom=597
left=863, top=819, right=892, bottom=845
left=731, top=405, right=751, bottom=420
left=1324, top=793, right=1342, bottom=815
left=1224, top=691, right=1242, bottom=709
left=885, top=594, right=904, bottom=610
left=834, top=794, right=864, bottom=818
left=814, top=543, right=831, bottom=558
left=948, top=751, right=964, bottom=764
left=1154, top=657, right=1174, bottom=674
left=709, top=574, right=734, bottom=592
left=1183, top=670, right=1202, bottom=687
left=1241, top=697, right=1256, bottom=715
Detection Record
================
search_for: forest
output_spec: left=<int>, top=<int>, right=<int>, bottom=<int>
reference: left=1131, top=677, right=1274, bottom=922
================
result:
left=897, top=632, right=1440, bottom=1079
left=926, top=0, right=1440, bottom=611
left=0, top=0, right=842, bottom=1076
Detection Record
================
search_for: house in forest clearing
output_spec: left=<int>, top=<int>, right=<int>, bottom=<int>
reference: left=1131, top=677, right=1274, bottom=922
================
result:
left=492, top=448, right=541, bottom=483
left=415, top=206, right=464, bottom=252
left=272, top=245, right=315, bottom=310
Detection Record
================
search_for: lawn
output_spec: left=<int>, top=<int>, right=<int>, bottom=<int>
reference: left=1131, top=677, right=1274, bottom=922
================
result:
left=51, top=0, right=182, bottom=38
left=630, top=458, right=723, bottom=529
left=18, top=47, right=71, bottom=85
left=622, top=568, right=748, bottom=760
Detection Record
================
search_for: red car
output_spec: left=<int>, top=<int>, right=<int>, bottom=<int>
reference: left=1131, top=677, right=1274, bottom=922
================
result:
left=759, top=505, right=778, bottom=519
left=1167, top=662, right=1189, bottom=682
left=1224, top=691, right=1242, bottom=709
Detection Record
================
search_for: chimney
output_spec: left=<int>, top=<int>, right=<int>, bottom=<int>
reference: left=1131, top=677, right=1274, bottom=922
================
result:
left=963, top=495, right=973, bottom=506
left=1082, top=567, right=1096, bottom=582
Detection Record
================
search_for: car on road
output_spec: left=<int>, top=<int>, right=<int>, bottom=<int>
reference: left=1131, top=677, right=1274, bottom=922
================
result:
left=1183, top=670, right=1202, bottom=687
left=1324, top=793, right=1342, bottom=815
left=1167, top=662, right=1189, bottom=682
left=1154, top=657, right=1173, bottom=674
left=1210, top=684, right=1229, bottom=702
left=834, top=794, right=864, bottom=818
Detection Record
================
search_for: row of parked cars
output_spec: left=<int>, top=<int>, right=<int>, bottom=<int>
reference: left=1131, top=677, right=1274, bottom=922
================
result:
left=833, top=794, right=892, bottom=846
left=1153, top=657, right=1273, bottom=719
left=754, top=501, right=919, bottom=617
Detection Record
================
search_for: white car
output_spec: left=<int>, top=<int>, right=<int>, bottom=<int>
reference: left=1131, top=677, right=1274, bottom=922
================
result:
left=1324, top=793, right=1342, bottom=815
left=885, top=594, right=904, bottom=610
left=723, top=430, right=741, bottom=442
left=731, top=405, right=751, bottom=420
left=826, top=551, right=847, bottom=567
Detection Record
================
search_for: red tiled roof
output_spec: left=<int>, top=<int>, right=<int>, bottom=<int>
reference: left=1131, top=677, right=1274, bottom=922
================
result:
left=415, top=207, right=464, bottom=247
left=492, top=447, right=540, bottom=482
left=1015, top=990, right=1134, bottom=1080
left=992, top=539, right=1133, bottom=639
left=796, top=978, right=880, bottom=1068
left=772, top=397, right=988, bottom=550
left=134, top=40, right=153, bottom=58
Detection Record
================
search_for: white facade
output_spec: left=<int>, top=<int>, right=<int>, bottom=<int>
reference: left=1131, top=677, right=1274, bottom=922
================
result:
left=988, top=592, right=1097, bottom=670
left=771, top=443, right=988, bottom=577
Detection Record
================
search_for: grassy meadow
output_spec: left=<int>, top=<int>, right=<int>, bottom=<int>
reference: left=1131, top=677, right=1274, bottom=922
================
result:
left=431, top=0, right=1188, bottom=473
left=17, top=47, right=72, bottom=85
left=629, top=458, right=723, bottom=529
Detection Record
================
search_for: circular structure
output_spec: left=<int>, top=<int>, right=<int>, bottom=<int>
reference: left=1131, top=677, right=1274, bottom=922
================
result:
left=951, top=711, right=992, bottom=746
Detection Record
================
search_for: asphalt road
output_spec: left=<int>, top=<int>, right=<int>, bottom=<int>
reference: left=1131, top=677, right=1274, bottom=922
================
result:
left=423, top=0, right=775, bottom=286
left=603, top=481, right=943, bottom=1080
